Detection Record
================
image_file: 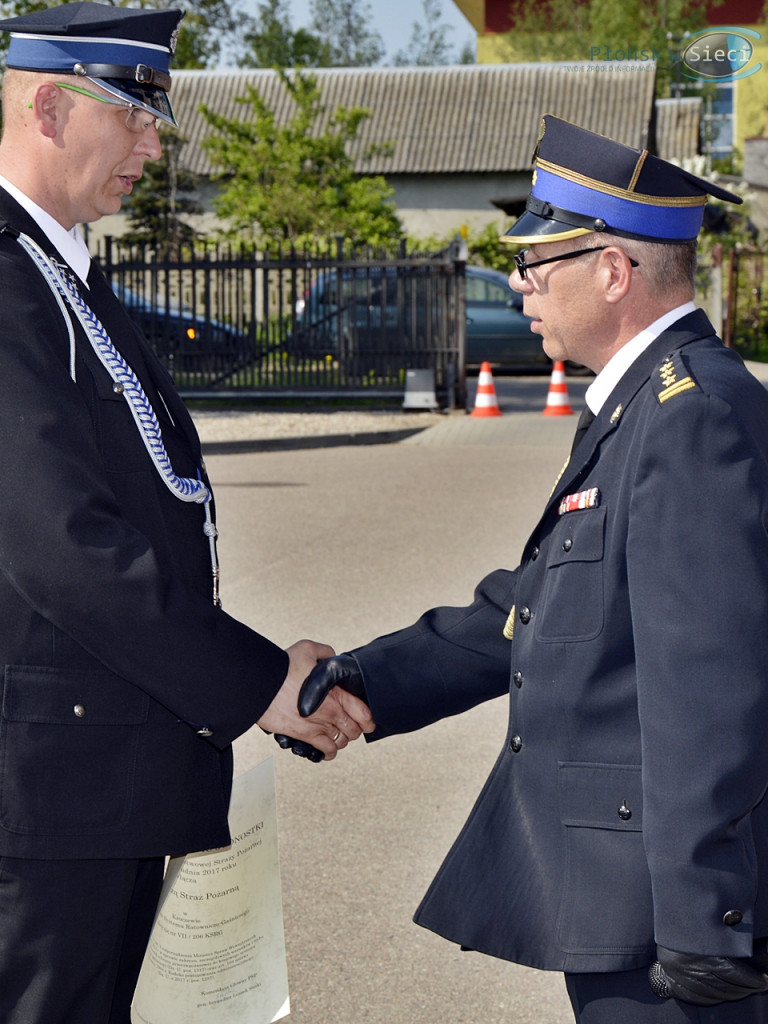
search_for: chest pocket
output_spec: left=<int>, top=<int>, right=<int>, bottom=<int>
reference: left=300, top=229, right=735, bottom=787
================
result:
left=536, top=506, right=606, bottom=642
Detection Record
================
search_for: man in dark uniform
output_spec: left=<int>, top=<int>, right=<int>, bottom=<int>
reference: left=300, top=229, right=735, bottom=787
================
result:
left=0, top=5, right=371, bottom=1023
left=296, top=116, right=768, bottom=1021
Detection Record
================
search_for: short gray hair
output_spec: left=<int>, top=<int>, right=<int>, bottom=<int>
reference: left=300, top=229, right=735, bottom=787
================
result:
left=574, top=234, right=697, bottom=296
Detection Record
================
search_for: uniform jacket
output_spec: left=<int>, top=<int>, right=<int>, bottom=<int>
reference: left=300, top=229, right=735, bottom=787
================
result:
left=0, top=189, right=288, bottom=860
left=354, top=312, right=768, bottom=973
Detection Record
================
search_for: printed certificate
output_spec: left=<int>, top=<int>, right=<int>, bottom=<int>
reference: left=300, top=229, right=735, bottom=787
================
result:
left=131, top=758, right=289, bottom=1023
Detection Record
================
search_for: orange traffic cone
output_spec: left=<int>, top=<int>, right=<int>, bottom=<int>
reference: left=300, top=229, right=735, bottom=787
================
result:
left=471, top=361, right=502, bottom=417
left=542, top=361, right=573, bottom=416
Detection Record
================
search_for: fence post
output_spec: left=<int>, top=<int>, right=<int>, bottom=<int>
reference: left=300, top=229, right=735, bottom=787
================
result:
left=707, top=243, right=723, bottom=340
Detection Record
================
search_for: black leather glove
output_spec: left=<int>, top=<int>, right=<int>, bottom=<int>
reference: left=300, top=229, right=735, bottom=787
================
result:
left=298, top=653, right=366, bottom=717
left=272, top=654, right=367, bottom=762
left=272, top=732, right=325, bottom=762
left=649, top=945, right=768, bottom=1005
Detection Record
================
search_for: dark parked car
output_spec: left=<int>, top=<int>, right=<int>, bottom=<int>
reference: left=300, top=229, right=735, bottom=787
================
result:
left=111, top=283, right=242, bottom=368
left=463, top=265, right=543, bottom=368
left=290, top=264, right=549, bottom=370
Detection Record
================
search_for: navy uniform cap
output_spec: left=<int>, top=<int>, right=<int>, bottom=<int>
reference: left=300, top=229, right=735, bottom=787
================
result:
left=502, top=114, right=742, bottom=245
left=0, top=2, right=184, bottom=128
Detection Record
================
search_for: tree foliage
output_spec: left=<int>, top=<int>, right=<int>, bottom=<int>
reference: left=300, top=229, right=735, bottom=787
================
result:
left=392, top=0, right=472, bottom=67
left=502, top=0, right=717, bottom=96
left=200, top=70, right=401, bottom=246
left=239, top=0, right=331, bottom=69
left=122, top=131, right=204, bottom=254
left=309, top=0, right=385, bottom=66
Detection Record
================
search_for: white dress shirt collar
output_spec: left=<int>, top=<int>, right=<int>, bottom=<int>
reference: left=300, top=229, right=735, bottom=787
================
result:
left=0, top=175, right=91, bottom=285
left=585, top=302, right=697, bottom=414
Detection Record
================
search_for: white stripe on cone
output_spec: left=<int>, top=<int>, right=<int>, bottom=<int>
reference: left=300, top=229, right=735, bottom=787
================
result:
left=542, top=360, right=573, bottom=416
left=472, top=361, right=502, bottom=417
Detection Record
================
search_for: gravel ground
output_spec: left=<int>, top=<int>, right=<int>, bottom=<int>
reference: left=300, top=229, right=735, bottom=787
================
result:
left=190, top=407, right=446, bottom=442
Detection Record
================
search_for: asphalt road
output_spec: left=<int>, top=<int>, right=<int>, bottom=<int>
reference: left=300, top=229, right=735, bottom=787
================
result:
left=206, top=375, right=586, bottom=1024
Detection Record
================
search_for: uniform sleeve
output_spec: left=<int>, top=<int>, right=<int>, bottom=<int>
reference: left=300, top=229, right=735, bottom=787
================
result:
left=628, top=386, right=768, bottom=956
left=0, top=246, right=288, bottom=748
left=353, top=568, right=517, bottom=738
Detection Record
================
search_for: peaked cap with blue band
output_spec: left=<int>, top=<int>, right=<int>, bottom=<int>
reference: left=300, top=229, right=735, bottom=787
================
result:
left=501, top=114, right=742, bottom=245
left=0, top=2, right=183, bottom=128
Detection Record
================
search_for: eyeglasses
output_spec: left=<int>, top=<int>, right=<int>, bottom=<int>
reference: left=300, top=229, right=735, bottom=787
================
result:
left=514, top=245, right=639, bottom=280
left=55, top=82, right=160, bottom=134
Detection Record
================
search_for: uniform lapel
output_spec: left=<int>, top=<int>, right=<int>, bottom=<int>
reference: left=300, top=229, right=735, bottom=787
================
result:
left=85, top=259, right=203, bottom=458
left=548, top=311, right=716, bottom=509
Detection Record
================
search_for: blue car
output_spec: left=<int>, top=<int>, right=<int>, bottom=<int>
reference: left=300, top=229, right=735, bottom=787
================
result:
left=291, top=264, right=548, bottom=369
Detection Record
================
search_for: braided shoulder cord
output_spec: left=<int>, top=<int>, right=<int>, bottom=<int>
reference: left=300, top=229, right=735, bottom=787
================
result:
left=15, top=231, right=221, bottom=605
left=17, top=231, right=209, bottom=504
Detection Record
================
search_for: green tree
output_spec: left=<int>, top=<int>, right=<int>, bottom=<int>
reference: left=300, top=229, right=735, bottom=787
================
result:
left=200, top=70, right=402, bottom=246
left=392, top=0, right=471, bottom=66
left=502, top=0, right=716, bottom=96
left=121, top=132, right=203, bottom=255
left=309, top=0, right=385, bottom=66
left=239, top=0, right=330, bottom=68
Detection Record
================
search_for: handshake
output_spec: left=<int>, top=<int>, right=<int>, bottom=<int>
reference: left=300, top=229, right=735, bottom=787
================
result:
left=257, top=640, right=372, bottom=762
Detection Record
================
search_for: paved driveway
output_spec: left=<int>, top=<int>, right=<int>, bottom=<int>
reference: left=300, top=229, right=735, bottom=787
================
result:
left=206, top=397, right=578, bottom=1024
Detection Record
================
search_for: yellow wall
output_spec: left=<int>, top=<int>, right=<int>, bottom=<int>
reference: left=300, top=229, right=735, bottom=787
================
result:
left=737, top=32, right=768, bottom=143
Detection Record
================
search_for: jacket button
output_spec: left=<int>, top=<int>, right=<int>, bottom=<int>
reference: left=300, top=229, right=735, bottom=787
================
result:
left=196, top=726, right=214, bottom=737
left=112, top=382, right=125, bottom=395
left=723, top=910, right=743, bottom=927
left=562, top=538, right=573, bottom=552
left=618, top=802, right=632, bottom=821
left=73, top=704, right=86, bottom=718
left=519, top=607, right=531, bottom=625
left=531, top=546, right=540, bottom=561
left=513, top=671, right=523, bottom=689
left=510, top=735, right=522, bottom=753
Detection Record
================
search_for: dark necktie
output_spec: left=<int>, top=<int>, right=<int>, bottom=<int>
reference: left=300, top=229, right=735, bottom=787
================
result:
left=570, top=405, right=596, bottom=455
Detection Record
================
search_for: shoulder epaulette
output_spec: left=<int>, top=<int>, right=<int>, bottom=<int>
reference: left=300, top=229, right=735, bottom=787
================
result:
left=653, top=351, right=698, bottom=405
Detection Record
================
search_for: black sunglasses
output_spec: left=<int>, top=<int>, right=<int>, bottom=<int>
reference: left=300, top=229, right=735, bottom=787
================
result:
left=514, top=245, right=639, bottom=280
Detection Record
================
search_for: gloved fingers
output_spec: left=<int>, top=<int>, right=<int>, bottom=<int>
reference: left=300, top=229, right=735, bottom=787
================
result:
left=272, top=733, right=325, bottom=762
left=299, top=653, right=364, bottom=717
left=289, top=739, right=325, bottom=762
left=651, top=947, right=768, bottom=1006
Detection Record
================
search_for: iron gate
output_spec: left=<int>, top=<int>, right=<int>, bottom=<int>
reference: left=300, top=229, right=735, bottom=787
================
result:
left=95, top=238, right=468, bottom=409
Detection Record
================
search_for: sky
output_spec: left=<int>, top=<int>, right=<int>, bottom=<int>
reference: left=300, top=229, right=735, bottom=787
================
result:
left=283, top=0, right=477, bottom=63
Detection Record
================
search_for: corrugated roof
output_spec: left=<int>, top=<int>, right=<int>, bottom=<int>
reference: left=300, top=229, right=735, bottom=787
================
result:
left=171, top=63, right=659, bottom=178
left=653, top=97, right=703, bottom=163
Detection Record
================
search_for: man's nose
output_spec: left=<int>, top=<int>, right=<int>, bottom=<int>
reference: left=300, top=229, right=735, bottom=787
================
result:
left=135, top=123, right=163, bottom=160
left=509, top=267, right=531, bottom=294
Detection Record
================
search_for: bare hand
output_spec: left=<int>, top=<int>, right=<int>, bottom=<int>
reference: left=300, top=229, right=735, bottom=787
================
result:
left=259, top=640, right=374, bottom=760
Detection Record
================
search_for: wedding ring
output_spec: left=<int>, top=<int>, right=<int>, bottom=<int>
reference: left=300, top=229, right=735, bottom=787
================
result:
left=332, top=729, right=341, bottom=743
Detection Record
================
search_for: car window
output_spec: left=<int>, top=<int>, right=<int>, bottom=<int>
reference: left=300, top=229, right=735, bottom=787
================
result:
left=484, top=280, right=512, bottom=304
left=467, top=276, right=512, bottom=304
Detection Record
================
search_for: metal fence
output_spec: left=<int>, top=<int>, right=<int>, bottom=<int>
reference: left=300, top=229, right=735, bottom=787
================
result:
left=723, top=246, right=768, bottom=361
left=95, top=237, right=468, bottom=409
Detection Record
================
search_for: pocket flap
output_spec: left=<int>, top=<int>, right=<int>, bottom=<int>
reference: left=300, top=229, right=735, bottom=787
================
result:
left=3, top=666, right=149, bottom=726
left=559, top=761, right=643, bottom=831
left=547, top=506, right=606, bottom=568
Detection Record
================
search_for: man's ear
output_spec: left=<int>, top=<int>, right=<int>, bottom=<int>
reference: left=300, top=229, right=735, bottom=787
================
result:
left=29, top=83, right=60, bottom=139
left=602, top=247, right=634, bottom=305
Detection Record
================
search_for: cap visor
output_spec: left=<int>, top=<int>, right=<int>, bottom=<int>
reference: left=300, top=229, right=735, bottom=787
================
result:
left=500, top=210, right=592, bottom=245
left=90, top=77, right=177, bottom=127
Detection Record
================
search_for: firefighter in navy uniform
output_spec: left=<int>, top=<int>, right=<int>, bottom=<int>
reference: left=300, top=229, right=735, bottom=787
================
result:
left=295, top=116, right=768, bottom=1023
left=0, top=6, right=371, bottom=1023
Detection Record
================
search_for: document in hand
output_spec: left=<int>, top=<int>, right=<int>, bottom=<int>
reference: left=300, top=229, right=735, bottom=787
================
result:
left=131, top=758, right=290, bottom=1024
